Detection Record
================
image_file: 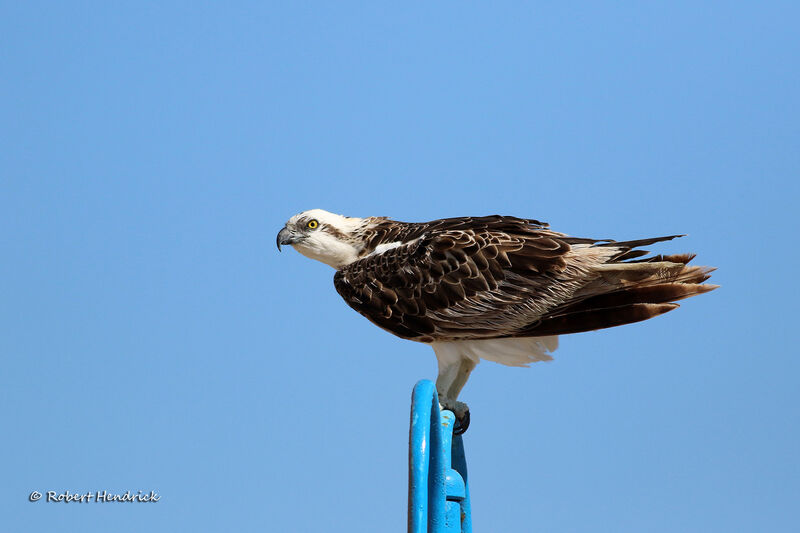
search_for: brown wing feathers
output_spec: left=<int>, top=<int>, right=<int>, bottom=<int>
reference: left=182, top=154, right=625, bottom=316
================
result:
left=333, top=216, right=716, bottom=342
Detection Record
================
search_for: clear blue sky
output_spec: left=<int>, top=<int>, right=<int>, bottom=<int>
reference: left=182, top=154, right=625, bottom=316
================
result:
left=2, top=2, right=798, bottom=532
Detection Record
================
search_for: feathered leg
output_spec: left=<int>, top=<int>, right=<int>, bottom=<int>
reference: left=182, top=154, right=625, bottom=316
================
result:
left=432, top=342, right=477, bottom=434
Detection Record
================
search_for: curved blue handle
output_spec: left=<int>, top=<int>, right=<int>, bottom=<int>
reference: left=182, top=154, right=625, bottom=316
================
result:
left=408, top=380, right=472, bottom=533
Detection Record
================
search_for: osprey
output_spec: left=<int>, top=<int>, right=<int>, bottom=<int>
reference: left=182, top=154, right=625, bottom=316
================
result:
left=277, top=209, right=717, bottom=432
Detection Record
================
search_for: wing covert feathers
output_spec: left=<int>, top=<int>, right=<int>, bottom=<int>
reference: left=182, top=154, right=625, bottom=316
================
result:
left=333, top=216, right=717, bottom=342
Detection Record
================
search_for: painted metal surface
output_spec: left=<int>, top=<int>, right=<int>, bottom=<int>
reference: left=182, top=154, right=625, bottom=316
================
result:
left=408, top=380, right=472, bottom=533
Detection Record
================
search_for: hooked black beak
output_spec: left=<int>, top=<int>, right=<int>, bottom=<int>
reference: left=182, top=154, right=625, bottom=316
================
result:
left=276, top=226, right=297, bottom=251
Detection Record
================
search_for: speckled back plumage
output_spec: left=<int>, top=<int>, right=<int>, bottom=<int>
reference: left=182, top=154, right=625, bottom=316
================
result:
left=333, top=215, right=716, bottom=343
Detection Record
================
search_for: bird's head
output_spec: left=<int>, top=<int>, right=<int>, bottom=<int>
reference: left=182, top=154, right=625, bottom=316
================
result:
left=277, top=209, right=369, bottom=269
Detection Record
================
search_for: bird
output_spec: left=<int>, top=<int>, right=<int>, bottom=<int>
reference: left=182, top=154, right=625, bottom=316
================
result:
left=276, top=209, right=717, bottom=433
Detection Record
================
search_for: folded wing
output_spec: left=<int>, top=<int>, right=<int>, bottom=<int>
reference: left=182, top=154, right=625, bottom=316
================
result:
left=333, top=218, right=716, bottom=343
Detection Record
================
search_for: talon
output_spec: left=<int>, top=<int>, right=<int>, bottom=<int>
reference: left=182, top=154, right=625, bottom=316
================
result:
left=453, top=408, right=470, bottom=435
left=440, top=399, right=471, bottom=435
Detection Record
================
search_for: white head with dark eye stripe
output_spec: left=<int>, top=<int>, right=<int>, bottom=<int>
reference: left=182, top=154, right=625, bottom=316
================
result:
left=277, top=209, right=369, bottom=269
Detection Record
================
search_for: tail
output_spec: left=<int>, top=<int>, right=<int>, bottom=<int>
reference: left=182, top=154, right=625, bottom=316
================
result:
left=521, top=238, right=718, bottom=337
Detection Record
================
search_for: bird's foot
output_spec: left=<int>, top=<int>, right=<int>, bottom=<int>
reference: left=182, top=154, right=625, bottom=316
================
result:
left=440, top=399, right=470, bottom=435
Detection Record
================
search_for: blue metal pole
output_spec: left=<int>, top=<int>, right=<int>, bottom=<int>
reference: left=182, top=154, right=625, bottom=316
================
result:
left=451, top=434, right=472, bottom=533
left=409, top=380, right=438, bottom=532
left=409, top=380, right=472, bottom=533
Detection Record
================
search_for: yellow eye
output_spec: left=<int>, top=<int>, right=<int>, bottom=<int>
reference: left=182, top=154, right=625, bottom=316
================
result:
left=307, top=219, right=319, bottom=229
